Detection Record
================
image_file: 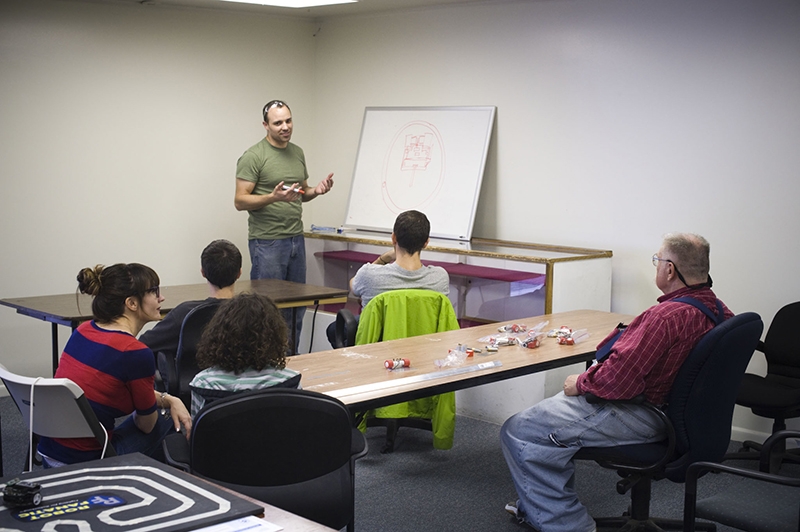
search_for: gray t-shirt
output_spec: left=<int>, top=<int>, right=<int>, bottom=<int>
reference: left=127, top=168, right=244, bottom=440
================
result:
left=350, top=262, right=450, bottom=309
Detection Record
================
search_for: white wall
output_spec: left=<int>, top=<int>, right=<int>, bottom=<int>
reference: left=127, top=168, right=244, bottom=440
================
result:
left=309, top=0, right=800, bottom=438
left=0, top=0, right=317, bottom=375
left=2, top=0, right=799, bottom=439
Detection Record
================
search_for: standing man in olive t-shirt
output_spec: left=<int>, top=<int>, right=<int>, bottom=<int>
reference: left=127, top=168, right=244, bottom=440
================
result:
left=234, top=100, right=334, bottom=353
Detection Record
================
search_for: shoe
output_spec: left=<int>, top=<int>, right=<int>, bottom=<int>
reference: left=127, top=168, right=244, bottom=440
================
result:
left=505, top=500, right=520, bottom=518
left=506, top=501, right=595, bottom=532
left=505, top=501, right=548, bottom=531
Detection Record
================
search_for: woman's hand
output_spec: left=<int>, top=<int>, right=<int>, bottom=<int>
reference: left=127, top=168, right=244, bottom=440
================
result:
left=166, top=394, right=193, bottom=439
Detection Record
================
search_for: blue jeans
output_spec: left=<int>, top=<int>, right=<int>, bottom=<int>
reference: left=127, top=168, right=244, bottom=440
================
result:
left=41, top=414, right=176, bottom=468
left=500, top=392, right=666, bottom=532
left=112, top=414, right=176, bottom=462
left=249, top=235, right=307, bottom=353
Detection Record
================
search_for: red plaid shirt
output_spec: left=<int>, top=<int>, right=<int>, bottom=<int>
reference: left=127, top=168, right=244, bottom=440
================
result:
left=576, top=286, right=733, bottom=405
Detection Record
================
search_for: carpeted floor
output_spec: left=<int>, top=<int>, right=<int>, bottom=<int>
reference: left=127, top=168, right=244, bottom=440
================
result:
left=354, top=415, right=770, bottom=532
left=1, top=397, right=787, bottom=531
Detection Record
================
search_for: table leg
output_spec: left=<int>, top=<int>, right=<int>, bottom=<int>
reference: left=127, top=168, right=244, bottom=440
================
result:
left=291, top=308, right=297, bottom=355
left=51, top=323, right=59, bottom=376
left=0, top=411, right=4, bottom=477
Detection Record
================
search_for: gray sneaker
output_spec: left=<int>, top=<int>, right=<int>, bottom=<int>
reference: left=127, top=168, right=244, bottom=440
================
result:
left=506, top=502, right=596, bottom=532
left=505, top=501, right=544, bottom=531
left=505, top=500, right=520, bottom=518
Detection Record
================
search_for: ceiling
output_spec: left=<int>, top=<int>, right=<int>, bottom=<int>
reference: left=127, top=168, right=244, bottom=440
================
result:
left=88, top=0, right=493, bottom=19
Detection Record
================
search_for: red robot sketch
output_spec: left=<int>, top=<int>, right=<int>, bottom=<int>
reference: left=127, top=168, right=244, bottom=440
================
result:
left=381, top=120, right=445, bottom=213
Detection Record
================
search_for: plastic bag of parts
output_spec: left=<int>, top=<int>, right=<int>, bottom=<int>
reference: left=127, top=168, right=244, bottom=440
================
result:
left=481, top=321, right=549, bottom=343
left=556, top=328, right=590, bottom=345
left=435, top=344, right=469, bottom=368
left=519, top=331, right=546, bottom=349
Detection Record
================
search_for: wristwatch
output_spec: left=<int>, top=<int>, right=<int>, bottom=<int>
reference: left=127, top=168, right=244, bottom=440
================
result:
left=160, top=392, right=169, bottom=417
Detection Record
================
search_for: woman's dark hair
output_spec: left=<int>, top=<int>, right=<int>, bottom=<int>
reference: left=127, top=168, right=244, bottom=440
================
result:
left=196, top=293, right=289, bottom=373
left=77, top=263, right=159, bottom=323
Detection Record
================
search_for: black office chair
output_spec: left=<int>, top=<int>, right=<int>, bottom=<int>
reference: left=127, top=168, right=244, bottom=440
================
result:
left=573, top=312, right=763, bottom=531
left=156, top=300, right=221, bottom=408
left=726, top=301, right=800, bottom=472
left=333, top=307, right=359, bottom=348
left=163, top=387, right=367, bottom=532
left=684, top=429, right=800, bottom=532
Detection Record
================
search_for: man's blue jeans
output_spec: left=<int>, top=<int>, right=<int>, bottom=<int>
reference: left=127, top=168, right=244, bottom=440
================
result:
left=249, top=235, right=306, bottom=353
left=500, top=392, right=666, bottom=532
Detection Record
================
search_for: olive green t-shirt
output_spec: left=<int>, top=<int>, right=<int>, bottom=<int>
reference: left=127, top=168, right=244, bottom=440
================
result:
left=236, top=138, right=309, bottom=240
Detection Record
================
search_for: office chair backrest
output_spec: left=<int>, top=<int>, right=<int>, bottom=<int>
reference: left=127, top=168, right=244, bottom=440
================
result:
left=763, top=301, right=800, bottom=385
left=664, top=312, right=763, bottom=481
left=188, top=387, right=356, bottom=530
left=175, top=300, right=222, bottom=405
left=355, top=288, right=459, bottom=344
left=191, top=387, right=353, bottom=485
left=0, top=363, right=115, bottom=456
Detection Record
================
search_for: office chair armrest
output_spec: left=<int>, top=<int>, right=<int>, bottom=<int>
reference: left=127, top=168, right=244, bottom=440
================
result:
left=156, top=352, right=178, bottom=396
left=687, top=459, right=800, bottom=490
left=162, top=432, right=191, bottom=472
left=683, top=450, right=800, bottom=532
left=335, top=309, right=358, bottom=348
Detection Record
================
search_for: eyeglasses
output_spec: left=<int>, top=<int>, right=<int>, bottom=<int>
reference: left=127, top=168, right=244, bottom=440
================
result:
left=652, top=254, right=713, bottom=288
left=262, top=100, right=287, bottom=119
left=145, top=286, right=161, bottom=298
left=652, top=254, right=672, bottom=268
left=652, top=254, right=693, bottom=287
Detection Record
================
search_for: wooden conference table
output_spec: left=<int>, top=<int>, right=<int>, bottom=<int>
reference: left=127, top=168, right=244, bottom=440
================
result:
left=288, top=309, right=634, bottom=412
left=0, top=279, right=349, bottom=375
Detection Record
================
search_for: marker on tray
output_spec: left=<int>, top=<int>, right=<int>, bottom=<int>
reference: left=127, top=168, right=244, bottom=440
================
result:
left=310, top=224, right=344, bottom=233
left=282, top=185, right=305, bottom=194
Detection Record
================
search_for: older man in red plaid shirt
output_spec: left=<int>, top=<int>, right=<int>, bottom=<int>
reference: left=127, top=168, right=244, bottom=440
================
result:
left=501, top=233, right=733, bottom=532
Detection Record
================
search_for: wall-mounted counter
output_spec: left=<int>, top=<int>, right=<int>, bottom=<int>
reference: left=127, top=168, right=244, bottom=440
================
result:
left=305, top=231, right=612, bottom=322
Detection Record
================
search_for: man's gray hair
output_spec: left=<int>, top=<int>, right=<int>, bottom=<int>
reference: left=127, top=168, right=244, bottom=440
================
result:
left=662, top=233, right=710, bottom=283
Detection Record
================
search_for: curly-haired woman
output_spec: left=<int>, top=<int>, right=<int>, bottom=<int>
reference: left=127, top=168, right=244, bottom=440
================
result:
left=189, top=292, right=301, bottom=416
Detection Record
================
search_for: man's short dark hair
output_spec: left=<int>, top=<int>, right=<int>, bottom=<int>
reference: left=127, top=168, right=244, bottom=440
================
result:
left=393, top=210, right=430, bottom=255
left=262, top=100, right=290, bottom=122
left=201, top=239, right=242, bottom=289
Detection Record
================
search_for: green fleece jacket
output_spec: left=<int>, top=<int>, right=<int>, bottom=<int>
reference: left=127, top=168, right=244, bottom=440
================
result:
left=356, top=289, right=459, bottom=450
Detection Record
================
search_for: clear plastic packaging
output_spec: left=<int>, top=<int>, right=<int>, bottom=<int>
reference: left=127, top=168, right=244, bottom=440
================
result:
left=497, top=323, right=527, bottom=333
left=547, top=325, right=574, bottom=338
left=434, top=344, right=469, bottom=368
left=519, top=332, right=545, bottom=349
left=556, top=328, right=590, bottom=345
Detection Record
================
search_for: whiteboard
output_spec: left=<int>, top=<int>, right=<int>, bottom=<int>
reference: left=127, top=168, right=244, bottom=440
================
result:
left=343, top=106, right=495, bottom=241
